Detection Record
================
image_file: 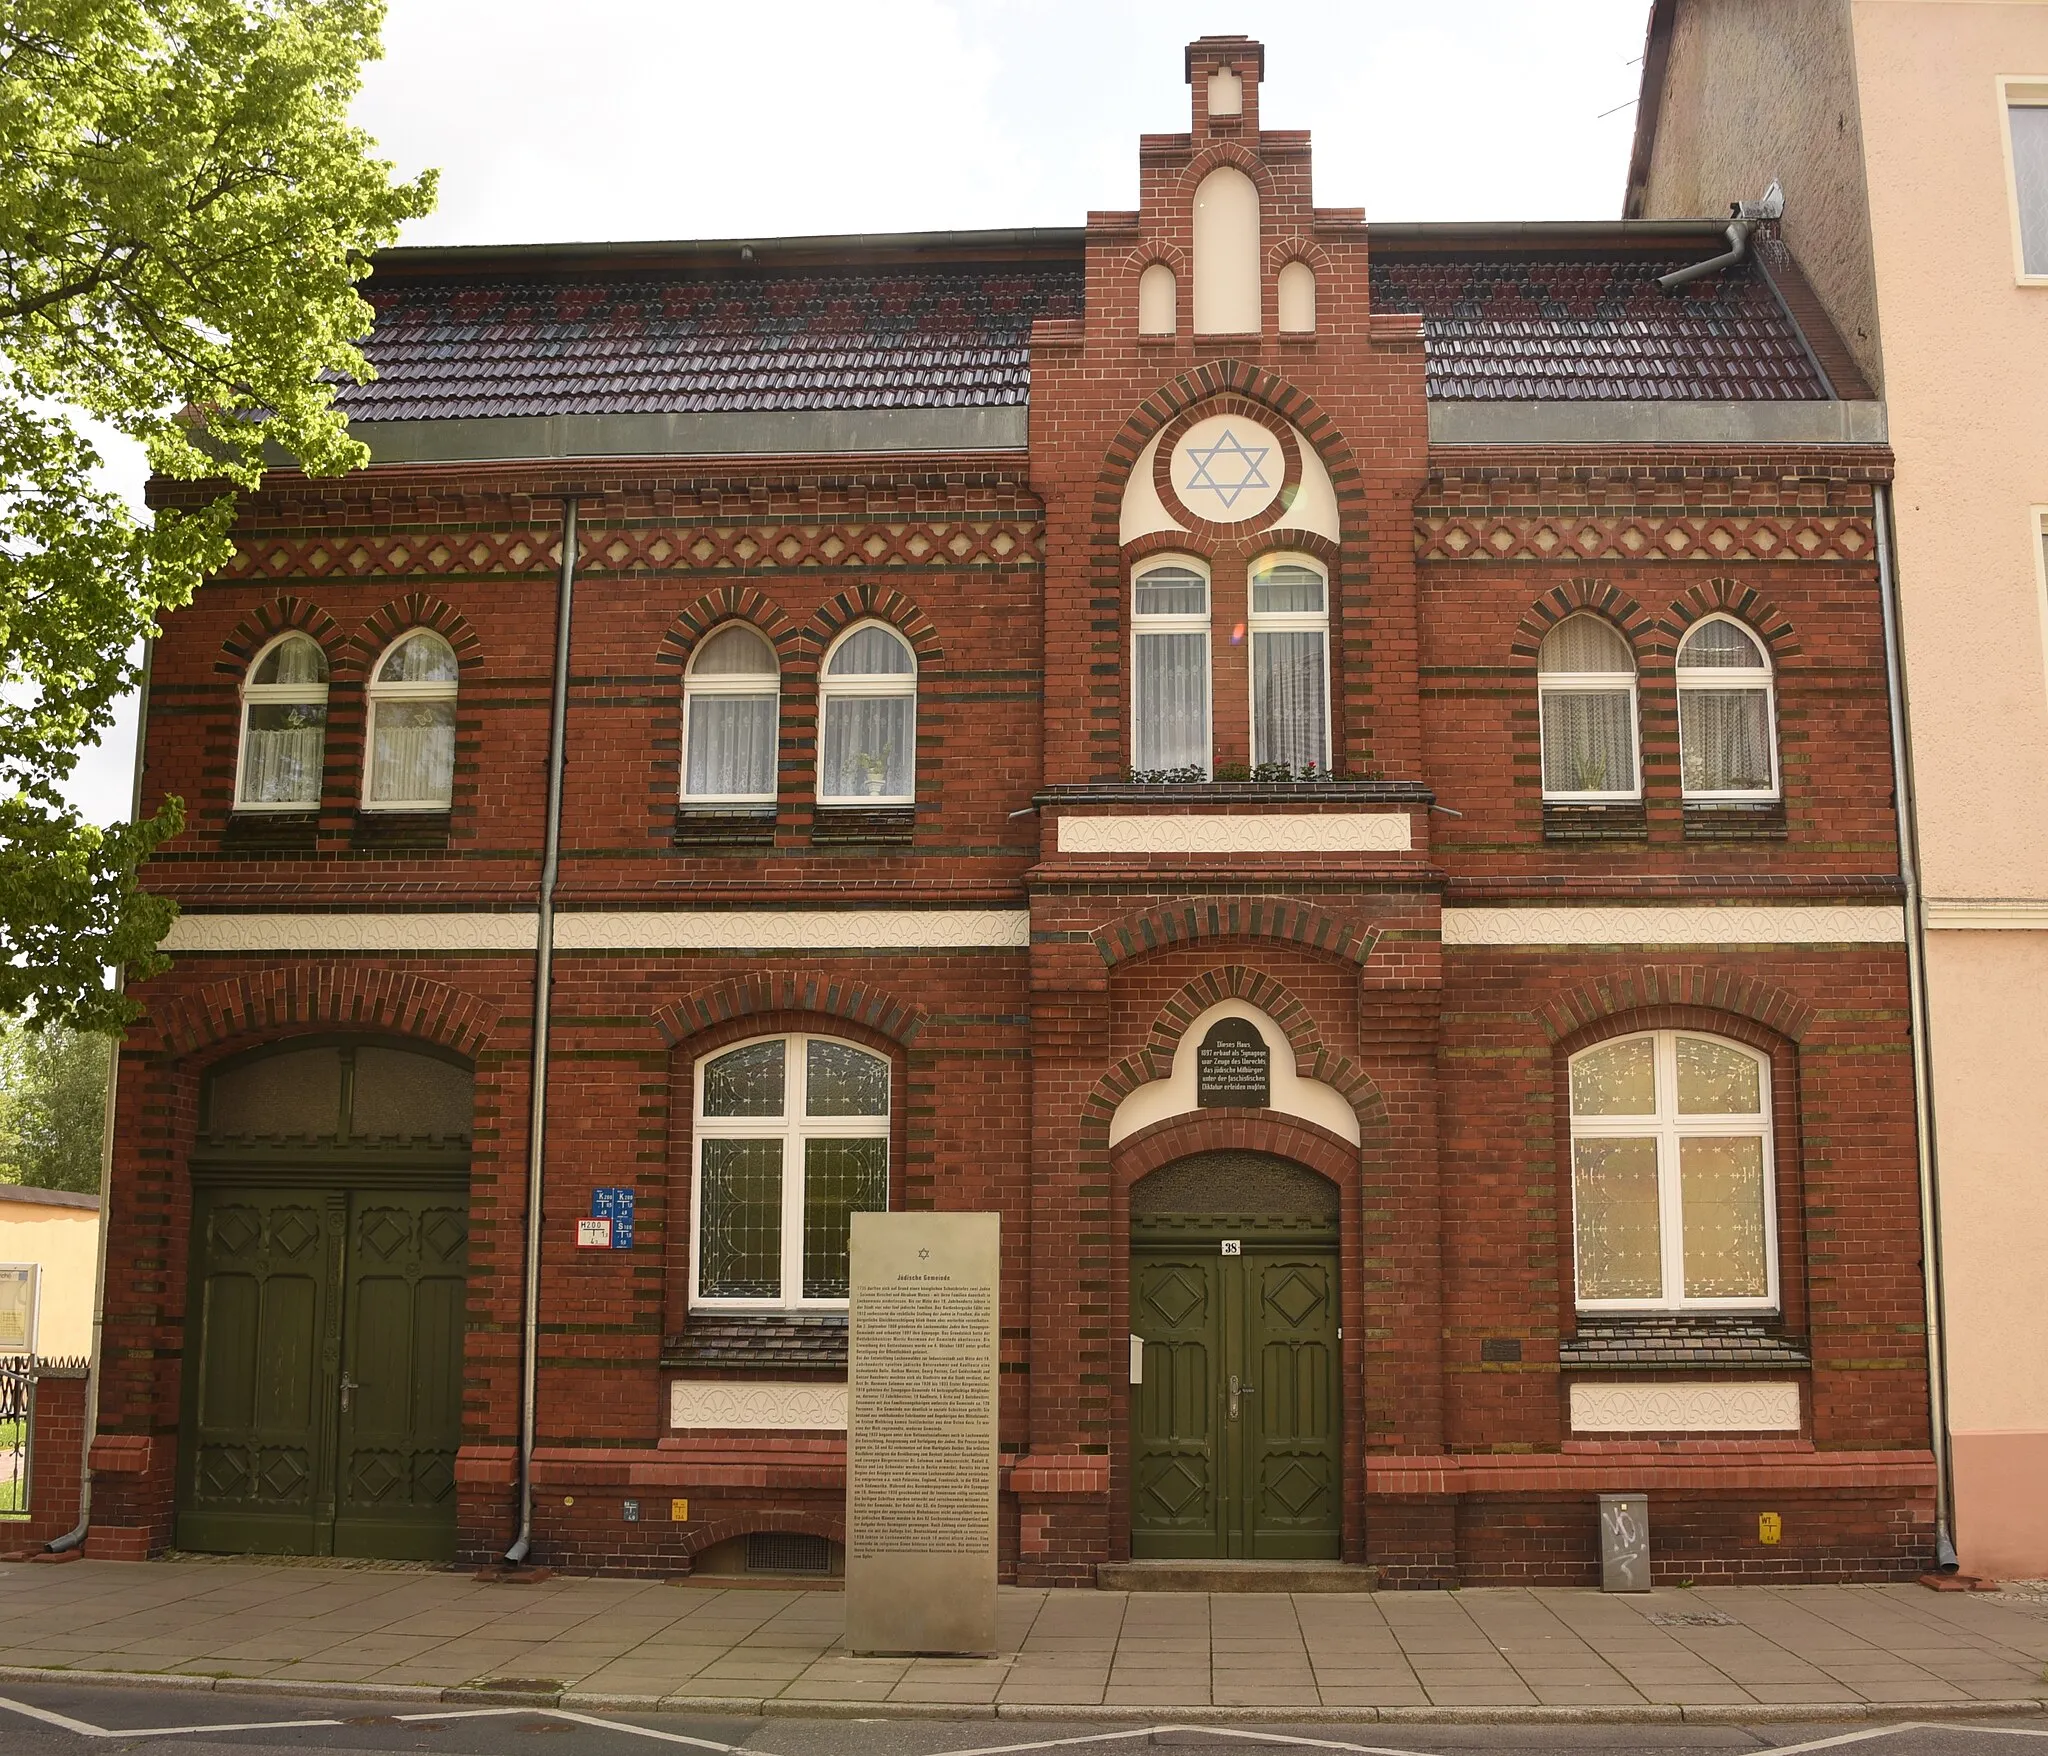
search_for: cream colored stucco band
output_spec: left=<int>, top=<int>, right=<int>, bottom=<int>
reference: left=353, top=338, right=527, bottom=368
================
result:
left=1058, top=812, right=1412, bottom=855
left=162, top=909, right=1033, bottom=953
left=1442, top=905, right=1906, bottom=947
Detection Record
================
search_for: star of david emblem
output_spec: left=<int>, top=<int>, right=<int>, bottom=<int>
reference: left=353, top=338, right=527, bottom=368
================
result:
left=1181, top=426, right=1274, bottom=513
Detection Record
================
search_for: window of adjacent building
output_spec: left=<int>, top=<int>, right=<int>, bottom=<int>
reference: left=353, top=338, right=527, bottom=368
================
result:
left=817, top=623, right=916, bottom=804
left=1192, top=165, right=1260, bottom=334
left=684, top=624, right=780, bottom=804
left=1537, top=615, right=1639, bottom=801
left=1277, top=260, right=1316, bottom=333
left=364, top=630, right=459, bottom=811
left=1132, top=560, right=1212, bottom=775
left=1138, top=262, right=1178, bottom=335
left=1249, top=556, right=1330, bottom=771
left=236, top=632, right=329, bottom=811
left=2004, top=82, right=2048, bottom=279
left=692, top=1034, right=890, bottom=1308
left=1569, top=1031, right=1778, bottom=1312
left=1676, top=616, right=1777, bottom=799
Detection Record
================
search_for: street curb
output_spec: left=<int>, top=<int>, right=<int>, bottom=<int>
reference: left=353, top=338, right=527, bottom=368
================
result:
left=0, top=1665, right=2040, bottom=1726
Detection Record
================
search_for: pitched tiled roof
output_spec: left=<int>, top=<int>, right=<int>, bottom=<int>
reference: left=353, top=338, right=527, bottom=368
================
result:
left=336, top=267, right=1085, bottom=421
left=1368, top=254, right=1829, bottom=401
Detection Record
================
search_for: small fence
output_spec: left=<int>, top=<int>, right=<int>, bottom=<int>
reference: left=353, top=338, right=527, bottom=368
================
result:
left=1, top=1358, right=87, bottom=1523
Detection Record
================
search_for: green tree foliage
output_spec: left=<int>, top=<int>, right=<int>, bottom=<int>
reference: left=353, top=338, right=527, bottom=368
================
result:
left=1, top=0, right=435, bottom=1030
left=0, top=1016, right=110, bottom=1193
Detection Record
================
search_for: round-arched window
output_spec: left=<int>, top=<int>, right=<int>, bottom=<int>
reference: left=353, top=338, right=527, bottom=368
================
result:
left=817, top=624, right=916, bottom=804
left=684, top=624, right=780, bottom=804
left=364, top=630, right=459, bottom=810
left=1676, top=616, right=1777, bottom=799
left=1537, top=616, right=1639, bottom=801
left=1568, top=1030, right=1777, bottom=1310
left=237, top=633, right=330, bottom=810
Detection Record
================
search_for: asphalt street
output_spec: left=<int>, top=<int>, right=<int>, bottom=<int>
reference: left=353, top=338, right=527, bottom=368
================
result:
left=3, top=1684, right=2048, bottom=1756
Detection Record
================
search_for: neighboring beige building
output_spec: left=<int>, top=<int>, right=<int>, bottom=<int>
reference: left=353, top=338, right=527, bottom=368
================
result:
left=0, top=1186, right=99, bottom=1360
left=1632, top=0, right=2048, bottom=1581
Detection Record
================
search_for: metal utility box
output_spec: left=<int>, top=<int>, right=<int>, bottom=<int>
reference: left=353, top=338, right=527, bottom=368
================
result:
left=1599, top=1492, right=1650, bottom=1591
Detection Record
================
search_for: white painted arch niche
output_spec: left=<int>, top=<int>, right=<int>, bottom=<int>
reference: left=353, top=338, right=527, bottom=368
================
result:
left=1108, top=999, right=1360, bottom=1148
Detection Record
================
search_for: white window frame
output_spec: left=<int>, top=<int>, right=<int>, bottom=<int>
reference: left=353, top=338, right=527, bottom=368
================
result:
left=0, top=1263, right=38, bottom=1355
left=690, top=1032, right=891, bottom=1312
left=1997, top=77, right=2048, bottom=286
left=1675, top=613, right=1779, bottom=802
left=816, top=621, right=917, bottom=806
left=1131, top=556, right=1213, bottom=777
left=234, top=631, right=330, bottom=813
left=1537, top=615, right=1642, bottom=803
left=361, top=629, right=459, bottom=813
left=1247, top=552, right=1332, bottom=771
left=1569, top=1030, right=1780, bottom=1314
left=682, top=623, right=781, bottom=805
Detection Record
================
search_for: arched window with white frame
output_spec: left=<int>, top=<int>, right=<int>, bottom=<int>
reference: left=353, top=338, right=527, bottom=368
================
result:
left=817, top=623, right=916, bottom=804
left=691, top=1033, right=890, bottom=1309
left=683, top=624, right=780, bottom=805
left=1537, top=615, right=1640, bottom=800
left=1569, top=1030, right=1778, bottom=1311
left=1131, top=558, right=1211, bottom=777
left=236, top=632, right=329, bottom=810
left=364, top=629, right=459, bottom=811
left=1249, top=554, right=1330, bottom=774
left=1676, top=615, right=1777, bottom=799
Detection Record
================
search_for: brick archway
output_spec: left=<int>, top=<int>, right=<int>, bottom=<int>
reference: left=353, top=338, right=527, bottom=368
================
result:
left=652, top=974, right=930, bottom=1050
left=1536, top=966, right=1815, bottom=1045
left=152, top=967, right=501, bottom=1061
left=1090, top=898, right=1380, bottom=972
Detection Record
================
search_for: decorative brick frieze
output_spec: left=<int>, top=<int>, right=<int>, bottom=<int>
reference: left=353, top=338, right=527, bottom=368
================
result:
left=1417, top=507, right=1875, bottom=564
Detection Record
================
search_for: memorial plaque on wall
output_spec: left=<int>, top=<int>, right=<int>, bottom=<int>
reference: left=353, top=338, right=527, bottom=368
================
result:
left=845, top=1210, right=1000, bottom=1655
left=1197, top=1017, right=1271, bottom=1108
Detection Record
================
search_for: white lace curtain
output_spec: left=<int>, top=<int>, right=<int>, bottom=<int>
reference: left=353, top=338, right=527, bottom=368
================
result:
left=687, top=694, right=778, bottom=798
left=1134, top=632, right=1209, bottom=772
left=1680, top=689, right=1772, bottom=792
left=1541, top=691, right=1637, bottom=795
left=370, top=702, right=456, bottom=806
left=1252, top=630, right=1327, bottom=769
left=241, top=707, right=326, bottom=806
left=820, top=696, right=914, bottom=798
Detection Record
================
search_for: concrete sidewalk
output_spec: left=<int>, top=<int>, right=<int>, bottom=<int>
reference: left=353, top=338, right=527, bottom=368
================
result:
left=0, top=1560, right=2045, bottom=1722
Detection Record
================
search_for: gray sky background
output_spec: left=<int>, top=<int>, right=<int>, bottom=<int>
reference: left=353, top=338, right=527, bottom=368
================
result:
left=64, top=0, right=1654, bottom=827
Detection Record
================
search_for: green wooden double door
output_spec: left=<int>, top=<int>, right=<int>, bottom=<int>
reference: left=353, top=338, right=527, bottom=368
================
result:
left=1130, top=1227, right=1341, bottom=1560
left=177, top=1181, right=468, bottom=1561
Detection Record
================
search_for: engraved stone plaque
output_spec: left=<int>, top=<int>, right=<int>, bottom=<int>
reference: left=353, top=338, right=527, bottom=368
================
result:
left=845, top=1210, right=1000, bottom=1655
left=1196, top=1017, right=1270, bottom=1108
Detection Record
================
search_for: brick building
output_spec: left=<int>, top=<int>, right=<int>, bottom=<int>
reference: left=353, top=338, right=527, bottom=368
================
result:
left=85, top=37, right=1935, bottom=1585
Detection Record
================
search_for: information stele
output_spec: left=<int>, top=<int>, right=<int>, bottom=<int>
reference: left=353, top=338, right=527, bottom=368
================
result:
left=845, top=1210, right=1000, bottom=1656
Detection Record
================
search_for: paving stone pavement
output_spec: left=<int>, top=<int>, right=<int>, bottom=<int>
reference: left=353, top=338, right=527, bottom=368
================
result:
left=0, top=1561, right=2045, bottom=1715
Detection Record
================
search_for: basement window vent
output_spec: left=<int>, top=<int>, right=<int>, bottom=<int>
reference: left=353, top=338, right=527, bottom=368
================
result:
left=747, top=1532, right=833, bottom=1575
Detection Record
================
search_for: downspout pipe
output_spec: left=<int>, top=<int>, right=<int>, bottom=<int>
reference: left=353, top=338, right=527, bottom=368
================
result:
left=1874, top=483, right=1959, bottom=1572
left=45, top=639, right=154, bottom=1555
left=1657, top=215, right=1752, bottom=291
left=504, top=497, right=580, bottom=1568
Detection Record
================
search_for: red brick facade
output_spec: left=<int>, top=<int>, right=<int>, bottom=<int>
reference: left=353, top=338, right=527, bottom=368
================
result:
left=89, top=38, right=1932, bottom=1585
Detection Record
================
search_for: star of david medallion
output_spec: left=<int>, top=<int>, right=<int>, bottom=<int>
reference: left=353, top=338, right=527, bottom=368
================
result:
left=1168, top=413, right=1284, bottom=523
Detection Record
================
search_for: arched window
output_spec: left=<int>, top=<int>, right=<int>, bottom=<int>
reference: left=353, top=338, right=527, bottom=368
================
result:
left=1277, top=260, right=1316, bottom=333
left=1192, top=165, right=1260, bottom=334
left=684, top=624, right=780, bottom=804
left=1138, top=263, right=1177, bottom=336
left=692, top=1033, right=890, bottom=1308
left=1677, top=616, right=1777, bottom=799
left=364, top=630, right=459, bottom=811
left=236, top=632, right=329, bottom=810
left=1537, top=616, right=1639, bottom=800
left=1569, top=1030, right=1777, bottom=1311
left=1249, top=555, right=1329, bottom=773
left=817, top=623, right=916, bottom=804
left=1131, top=559, right=1211, bottom=776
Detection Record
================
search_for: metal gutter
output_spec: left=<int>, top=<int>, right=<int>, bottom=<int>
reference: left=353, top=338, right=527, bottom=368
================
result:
left=504, top=497, right=580, bottom=1569
left=1367, top=218, right=1729, bottom=248
left=45, top=638, right=153, bottom=1555
left=1874, top=482, right=1958, bottom=1572
left=372, top=226, right=1085, bottom=279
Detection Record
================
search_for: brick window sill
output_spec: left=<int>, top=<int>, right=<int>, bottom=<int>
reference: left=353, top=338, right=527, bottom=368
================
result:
left=1562, top=1315, right=1810, bottom=1371
left=674, top=806, right=776, bottom=849
left=1543, top=801, right=1647, bottom=843
left=222, top=810, right=320, bottom=855
left=810, top=805, right=915, bottom=847
left=1684, top=799, right=1788, bottom=840
left=351, top=810, right=451, bottom=853
left=662, top=1312, right=849, bottom=1372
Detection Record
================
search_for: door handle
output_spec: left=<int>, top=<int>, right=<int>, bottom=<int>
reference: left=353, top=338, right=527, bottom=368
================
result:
left=339, top=1370, right=360, bottom=1414
left=1228, top=1373, right=1239, bottom=1420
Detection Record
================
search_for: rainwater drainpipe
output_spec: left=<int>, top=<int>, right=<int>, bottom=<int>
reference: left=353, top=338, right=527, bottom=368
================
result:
left=505, top=497, right=581, bottom=1568
left=1657, top=182, right=1784, bottom=293
left=46, top=638, right=154, bottom=1555
left=1874, top=484, right=1959, bottom=1572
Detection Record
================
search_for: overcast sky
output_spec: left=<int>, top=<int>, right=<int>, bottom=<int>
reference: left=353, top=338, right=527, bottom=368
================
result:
left=64, top=0, right=1653, bottom=827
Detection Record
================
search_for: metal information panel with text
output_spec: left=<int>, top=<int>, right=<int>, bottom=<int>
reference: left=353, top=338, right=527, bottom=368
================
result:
left=845, top=1210, right=999, bottom=1656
